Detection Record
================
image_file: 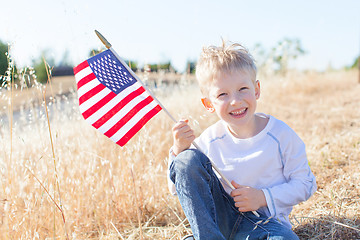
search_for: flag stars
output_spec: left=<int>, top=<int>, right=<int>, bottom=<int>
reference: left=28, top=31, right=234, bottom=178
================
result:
left=88, top=51, right=137, bottom=94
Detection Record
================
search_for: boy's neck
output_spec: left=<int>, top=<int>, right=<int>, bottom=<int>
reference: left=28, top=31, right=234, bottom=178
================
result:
left=227, top=114, right=269, bottom=139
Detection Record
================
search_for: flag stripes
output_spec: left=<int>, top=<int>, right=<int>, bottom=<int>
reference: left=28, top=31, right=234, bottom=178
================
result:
left=92, top=88, right=146, bottom=128
left=115, top=105, right=162, bottom=146
left=74, top=49, right=162, bottom=146
left=81, top=91, right=116, bottom=119
left=79, top=84, right=106, bottom=105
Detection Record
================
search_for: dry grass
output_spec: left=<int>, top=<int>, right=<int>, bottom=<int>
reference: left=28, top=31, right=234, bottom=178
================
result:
left=0, top=70, right=359, bottom=239
left=257, top=71, right=360, bottom=239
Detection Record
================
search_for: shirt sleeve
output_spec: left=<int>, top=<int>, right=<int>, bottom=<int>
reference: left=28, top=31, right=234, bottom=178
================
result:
left=262, top=130, right=317, bottom=217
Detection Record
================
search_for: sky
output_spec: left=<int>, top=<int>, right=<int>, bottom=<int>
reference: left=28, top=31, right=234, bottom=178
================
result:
left=1, top=0, right=360, bottom=72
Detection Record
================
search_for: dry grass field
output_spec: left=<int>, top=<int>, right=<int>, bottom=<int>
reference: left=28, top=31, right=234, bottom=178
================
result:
left=0, top=70, right=359, bottom=239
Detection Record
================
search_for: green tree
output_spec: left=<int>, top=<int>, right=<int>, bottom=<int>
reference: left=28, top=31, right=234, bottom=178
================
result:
left=32, top=50, right=55, bottom=83
left=124, top=60, right=138, bottom=72
left=32, top=59, right=49, bottom=83
left=271, top=38, right=305, bottom=75
left=0, top=40, right=18, bottom=86
left=0, top=40, right=7, bottom=77
left=148, top=61, right=173, bottom=72
left=186, top=60, right=196, bottom=74
left=350, top=56, right=359, bottom=69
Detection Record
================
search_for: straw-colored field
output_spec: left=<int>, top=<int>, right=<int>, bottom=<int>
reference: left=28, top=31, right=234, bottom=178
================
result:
left=0, top=70, right=359, bottom=239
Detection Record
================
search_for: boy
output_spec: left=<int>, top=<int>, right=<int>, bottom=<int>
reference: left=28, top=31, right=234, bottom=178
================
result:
left=168, top=41, right=316, bottom=240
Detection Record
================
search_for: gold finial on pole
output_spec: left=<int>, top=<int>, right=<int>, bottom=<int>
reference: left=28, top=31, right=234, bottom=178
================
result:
left=95, top=30, right=112, bottom=49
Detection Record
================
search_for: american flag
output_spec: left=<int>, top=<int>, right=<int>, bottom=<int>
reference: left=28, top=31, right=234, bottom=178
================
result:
left=73, top=49, right=162, bottom=146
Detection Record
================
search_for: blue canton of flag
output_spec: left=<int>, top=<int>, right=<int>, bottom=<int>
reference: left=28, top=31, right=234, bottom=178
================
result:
left=87, top=52, right=136, bottom=94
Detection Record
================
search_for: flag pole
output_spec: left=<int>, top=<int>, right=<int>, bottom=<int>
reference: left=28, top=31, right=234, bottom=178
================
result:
left=94, top=30, right=259, bottom=217
left=95, top=30, right=177, bottom=123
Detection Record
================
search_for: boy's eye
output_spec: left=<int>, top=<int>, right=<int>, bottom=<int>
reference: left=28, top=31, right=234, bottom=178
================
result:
left=217, top=93, right=227, bottom=98
left=239, top=87, right=248, bottom=91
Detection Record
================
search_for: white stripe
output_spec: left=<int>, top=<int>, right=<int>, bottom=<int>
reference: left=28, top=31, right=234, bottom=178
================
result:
left=109, top=100, right=159, bottom=142
left=77, top=78, right=101, bottom=98
left=85, top=82, right=146, bottom=124
left=93, top=90, right=151, bottom=132
left=79, top=87, right=112, bottom=113
left=75, top=67, right=93, bottom=84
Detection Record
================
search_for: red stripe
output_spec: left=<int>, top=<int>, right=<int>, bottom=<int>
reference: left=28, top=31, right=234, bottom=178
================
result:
left=73, top=60, right=89, bottom=75
left=117, top=105, right=162, bottom=146
left=91, top=86, right=145, bottom=129
left=81, top=91, right=117, bottom=119
left=103, top=95, right=155, bottom=138
left=79, top=84, right=106, bottom=105
left=77, top=73, right=96, bottom=89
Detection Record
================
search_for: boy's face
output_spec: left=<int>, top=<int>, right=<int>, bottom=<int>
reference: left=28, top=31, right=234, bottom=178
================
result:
left=202, top=70, right=260, bottom=136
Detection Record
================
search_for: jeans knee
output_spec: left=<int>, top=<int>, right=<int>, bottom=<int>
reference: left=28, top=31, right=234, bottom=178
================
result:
left=170, top=149, right=211, bottom=183
left=267, top=225, right=299, bottom=240
left=177, top=149, right=210, bottom=170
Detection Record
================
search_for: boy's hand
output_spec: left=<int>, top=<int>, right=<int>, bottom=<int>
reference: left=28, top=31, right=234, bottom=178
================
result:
left=172, top=119, right=195, bottom=156
left=230, top=181, right=267, bottom=212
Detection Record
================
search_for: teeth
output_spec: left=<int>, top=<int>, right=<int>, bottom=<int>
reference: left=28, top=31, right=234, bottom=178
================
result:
left=231, top=109, right=246, bottom=115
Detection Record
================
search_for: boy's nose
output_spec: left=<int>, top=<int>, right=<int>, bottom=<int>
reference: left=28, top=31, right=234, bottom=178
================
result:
left=230, top=95, right=241, bottom=105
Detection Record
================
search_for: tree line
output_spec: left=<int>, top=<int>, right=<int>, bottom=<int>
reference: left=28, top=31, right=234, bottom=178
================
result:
left=1, top=39, right=359, bottom=86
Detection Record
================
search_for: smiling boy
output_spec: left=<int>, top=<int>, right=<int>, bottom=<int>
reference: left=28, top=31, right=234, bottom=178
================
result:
left=168, top=41, right=316, bottom=240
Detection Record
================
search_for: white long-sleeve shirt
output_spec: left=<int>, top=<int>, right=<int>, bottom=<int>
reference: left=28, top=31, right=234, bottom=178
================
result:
left=168, top=113, right=317, bottom=228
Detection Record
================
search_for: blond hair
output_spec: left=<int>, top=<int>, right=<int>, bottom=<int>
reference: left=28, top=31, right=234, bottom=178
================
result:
left=195, top=40, right=257, bottom=95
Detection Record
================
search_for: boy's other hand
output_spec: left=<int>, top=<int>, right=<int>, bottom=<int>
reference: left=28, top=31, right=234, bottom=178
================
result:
left=230, top=180, right=267, bottom=212
left=172, top=119, right=195, bottom=156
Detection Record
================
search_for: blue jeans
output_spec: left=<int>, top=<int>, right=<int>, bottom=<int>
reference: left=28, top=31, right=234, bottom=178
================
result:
left=169, top=149, right=299, bottom=240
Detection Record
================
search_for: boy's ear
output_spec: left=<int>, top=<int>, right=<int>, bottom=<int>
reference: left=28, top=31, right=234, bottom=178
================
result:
left=255, top=80, right=261, bottom=99
left=201, top=98, right=215, bottom=113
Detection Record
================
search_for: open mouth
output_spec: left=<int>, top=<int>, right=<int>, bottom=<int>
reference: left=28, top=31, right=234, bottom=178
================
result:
left=229, top=108, right=247, bottom=117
